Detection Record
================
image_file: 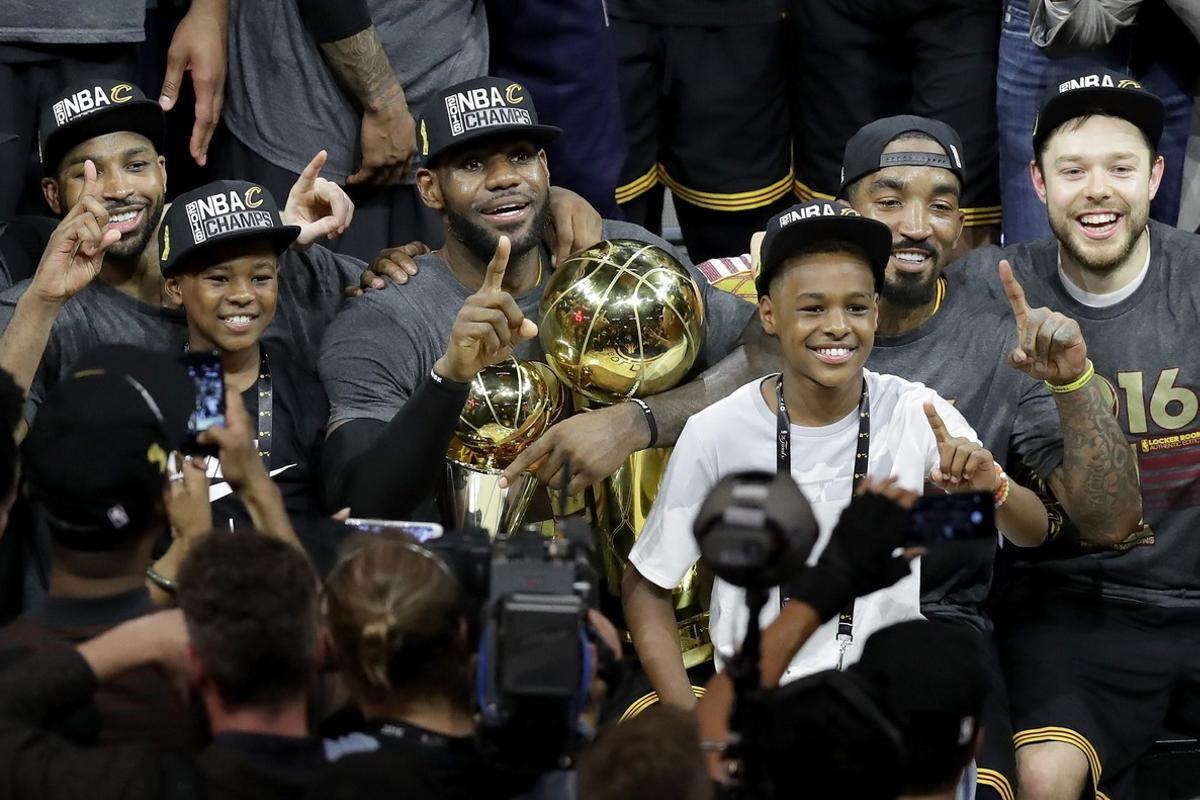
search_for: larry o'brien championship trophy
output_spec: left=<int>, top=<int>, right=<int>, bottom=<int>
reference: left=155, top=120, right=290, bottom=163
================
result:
left=440, top=358, right=564, bottom=537
left=539, top=239, right=713, bottom=669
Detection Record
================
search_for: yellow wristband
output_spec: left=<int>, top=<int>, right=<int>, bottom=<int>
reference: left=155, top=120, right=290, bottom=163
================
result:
left=1046, top=360, right=1095, bottom=394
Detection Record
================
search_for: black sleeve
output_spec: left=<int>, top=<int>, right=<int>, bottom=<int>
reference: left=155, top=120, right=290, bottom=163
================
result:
left=294, top=0, right=373, bottom=43
left=0, top=649, right=159, bottom=800
left=324, top=372, right=470, bottom=519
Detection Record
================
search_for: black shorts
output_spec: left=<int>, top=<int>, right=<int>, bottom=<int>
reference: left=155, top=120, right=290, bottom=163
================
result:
left=610, top=18, right=793, bottom=215
left=926, top=613, right=1017, bottom=800
left=787, top=0, right=1001, bottom=227
left=994, top=584, right=1200, bottom=800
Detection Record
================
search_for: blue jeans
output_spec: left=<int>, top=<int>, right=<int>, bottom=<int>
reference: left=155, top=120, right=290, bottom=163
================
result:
left=996, top=0, right=1197, bottom=244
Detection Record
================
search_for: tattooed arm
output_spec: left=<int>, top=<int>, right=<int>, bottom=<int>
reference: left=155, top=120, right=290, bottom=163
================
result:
left=311, top=8, right=416, bottom=187
left=1045, top=377, right=1142, bottom=545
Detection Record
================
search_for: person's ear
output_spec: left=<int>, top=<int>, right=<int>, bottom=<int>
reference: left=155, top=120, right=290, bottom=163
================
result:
left=1148, top=154, right=1165, bottom=201
left=164, top=275, right=184, bottom=307
left=537, top=149, right=550, bottom=182
left=186, top=641, right=206, bottom=687
left=1030, top=160, right=1049, bottom=206
left=758, top=294, right=777, bottom=336
left=42, top=177, right=63, bottom=215
left=416, top=168, right=443, bottom=211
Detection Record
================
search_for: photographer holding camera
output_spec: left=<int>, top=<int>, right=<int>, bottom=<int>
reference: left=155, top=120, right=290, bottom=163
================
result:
left=316, top=530, right=617, bottom=799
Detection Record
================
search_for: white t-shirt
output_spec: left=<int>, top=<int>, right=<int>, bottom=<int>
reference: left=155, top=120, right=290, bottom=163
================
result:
left=628, top=369, right=980, bottom=682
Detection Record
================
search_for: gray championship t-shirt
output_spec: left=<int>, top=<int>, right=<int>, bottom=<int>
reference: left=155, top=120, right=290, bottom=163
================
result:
left=0, top=0, right=145, bottom=44
left=319, top=220, right=756, bottom=428
left=869, top=283, right=1064, bottom=630
left=0, top=245, right=362, bottom=421
left=222, top=0, right=488, bottom=183
left=949, top=221, right=1200, bottom=603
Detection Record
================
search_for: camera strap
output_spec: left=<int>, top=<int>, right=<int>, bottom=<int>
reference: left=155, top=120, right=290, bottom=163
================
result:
left=775, top=374, right=870, bottom=670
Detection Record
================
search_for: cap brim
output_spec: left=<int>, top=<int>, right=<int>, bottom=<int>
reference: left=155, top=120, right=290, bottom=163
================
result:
left=41, top=100, right=165, bottom=174
left=1034, top=88, right=1164, bottom=151
left=424, top=124, right=562, bottom=165
left=757, top=216, right=892, bottom=297
left=163, top=225, right=302, bottom=275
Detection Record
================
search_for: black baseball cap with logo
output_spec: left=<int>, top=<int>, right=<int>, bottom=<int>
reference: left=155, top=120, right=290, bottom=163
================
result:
left=418, top=76, right=561, bottom=166
left=158, top=180, right=300, bottom=275
left=39, top=78, right=165, bottom=175
left=1033, top=67, right=1164, bottom=153
left=25, top=345, right=193, bottom=547
left=838, top=115, right=966, bottom=199
left=756, top=200, right=892, bottom=298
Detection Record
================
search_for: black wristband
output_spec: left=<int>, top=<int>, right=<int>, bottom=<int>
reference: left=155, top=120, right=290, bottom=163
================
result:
left=629, top=398, right=657, bottom=447
left=429, top=366, right=470, bottom=390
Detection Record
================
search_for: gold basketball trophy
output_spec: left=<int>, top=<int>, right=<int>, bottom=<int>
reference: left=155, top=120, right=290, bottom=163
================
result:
left=539, top=239, right=713, bottom=668
left=441, top=358, right=564, bottom=537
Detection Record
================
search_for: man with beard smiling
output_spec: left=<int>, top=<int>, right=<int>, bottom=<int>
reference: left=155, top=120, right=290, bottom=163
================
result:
left=0, top=79, right=366, bottom=436
left=943, top=69, right=1200, bottom=800
left=319, top=76, right=759, bottom=518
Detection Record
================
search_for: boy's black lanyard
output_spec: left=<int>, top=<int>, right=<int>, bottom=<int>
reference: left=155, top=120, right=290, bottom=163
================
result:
left=775, top=374, right=870, bottom=669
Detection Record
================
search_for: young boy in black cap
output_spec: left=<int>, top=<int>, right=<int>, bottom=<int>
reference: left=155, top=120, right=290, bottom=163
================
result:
left=625, top=200, right=1048, bottom=708
left=158, top=180, right=338, bottom=564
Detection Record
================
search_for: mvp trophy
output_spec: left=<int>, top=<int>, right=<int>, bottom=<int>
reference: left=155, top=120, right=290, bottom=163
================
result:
left=540, top=239, right=714, bottom=670
left=440, top=357, right=563, bottom=537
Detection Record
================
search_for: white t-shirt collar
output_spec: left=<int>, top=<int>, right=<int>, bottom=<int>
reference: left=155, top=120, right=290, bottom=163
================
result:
left=1057, top=232, right=1151, bottom=308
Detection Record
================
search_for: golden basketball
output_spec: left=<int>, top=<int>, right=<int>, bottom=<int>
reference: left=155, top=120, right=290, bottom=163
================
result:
left=447, top=357, right=563, bottom=470
left=539, top=239, right=705, bottom=404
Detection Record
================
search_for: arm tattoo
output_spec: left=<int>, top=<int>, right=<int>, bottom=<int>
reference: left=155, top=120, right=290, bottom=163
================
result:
left=645, top=317, right=777, bottom=445
left=1047, top=377, right=1143, bottom=545
left=319, top=27, right=404, bottom=110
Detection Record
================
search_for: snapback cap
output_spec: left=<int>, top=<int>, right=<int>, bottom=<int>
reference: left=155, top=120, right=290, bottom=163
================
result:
left=418, top=76, right=561, bottom=165
left=756, top=200, right=892, bottom=298
left=158, top=180, right=299, bottom=275
left=838, top=115, right=966, bottom=199
left=1033, top=67, right=1164, bottom=153
left=24, top=345, right=193, bottom=546
left=39, top=79, right=164, bottom=175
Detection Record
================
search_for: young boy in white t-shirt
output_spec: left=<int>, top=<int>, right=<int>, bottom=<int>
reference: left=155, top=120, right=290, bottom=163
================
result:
left=624, top=200, right=1049, bottom=709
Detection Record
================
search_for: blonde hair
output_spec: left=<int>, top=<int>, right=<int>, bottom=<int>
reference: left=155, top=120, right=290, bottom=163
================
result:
left=324, top=533, right=467, bottom=708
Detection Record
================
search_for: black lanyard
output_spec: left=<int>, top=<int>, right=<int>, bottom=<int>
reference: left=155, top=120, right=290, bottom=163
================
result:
left=775, top=374, right=870, bottom=665
left=255, top=353, right=273, bottom=463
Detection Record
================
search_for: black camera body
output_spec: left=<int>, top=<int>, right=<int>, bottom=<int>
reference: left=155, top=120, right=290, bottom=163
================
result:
left=427, top=521, right=597, bottom=770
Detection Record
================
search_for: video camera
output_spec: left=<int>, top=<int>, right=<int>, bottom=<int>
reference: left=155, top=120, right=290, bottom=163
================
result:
left=426, top=517, right=599, bottom=771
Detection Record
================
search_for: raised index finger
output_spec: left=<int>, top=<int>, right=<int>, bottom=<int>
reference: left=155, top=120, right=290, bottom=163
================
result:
left=80, top=159, right=99, bottom=202
left=998, top=259, right=1029, bottom=332
left=296, top=150, right=327, bottom=192
left=923, top=400, right=951, bottom=445
left=483, top=235, right=511, bottom=293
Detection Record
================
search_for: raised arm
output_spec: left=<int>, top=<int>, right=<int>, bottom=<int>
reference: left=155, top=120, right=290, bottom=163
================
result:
left=999, top=259, right=1142, bottom=545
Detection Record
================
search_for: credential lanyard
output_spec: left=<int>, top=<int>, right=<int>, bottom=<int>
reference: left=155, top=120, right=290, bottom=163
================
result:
left=775, top=374, right=870, bottom=670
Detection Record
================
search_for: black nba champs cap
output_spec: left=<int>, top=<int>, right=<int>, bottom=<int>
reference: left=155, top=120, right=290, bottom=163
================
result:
left=39, top=79, right=164, bottom=174
left=24, top=345, right=193, bottom=544
left=158, top=180, right=300, bottom=274
left=838, top=115, right=966, bottom=199
left=418, top=76, right=561, bottom=165
left=1033, top=67, right=1164, bottom=153
left=756, top=200, right=892, bottom=298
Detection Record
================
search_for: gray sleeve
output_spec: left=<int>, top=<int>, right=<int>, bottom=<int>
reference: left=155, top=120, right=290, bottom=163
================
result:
left=598, top=220, right=756, bottom=367
left=1011, top=376, right=1066, bottom=481
left=319, top=298, right=422, bottom=427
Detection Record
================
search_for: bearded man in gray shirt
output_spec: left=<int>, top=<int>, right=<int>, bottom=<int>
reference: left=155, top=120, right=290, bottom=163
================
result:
left=319, top=77, right=767, bottom=518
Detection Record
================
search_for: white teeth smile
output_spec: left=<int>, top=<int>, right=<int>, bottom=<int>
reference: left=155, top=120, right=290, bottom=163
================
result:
left=223, top=316, right=253, bottom=325
left=1080, top=213, right=1117, bottom=225
left=894, top=251, right=928, bottom=263
left=109, top=210, right=138, bottom=223
left=813, top=347, right=852, bottom=357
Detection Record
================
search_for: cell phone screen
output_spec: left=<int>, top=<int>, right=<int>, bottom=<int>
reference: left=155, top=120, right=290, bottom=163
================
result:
left=181, top=353, right=225, bottom=455
left=344, top=518, right=445, bottom=543
left=905, top=491, right=995, bottom=546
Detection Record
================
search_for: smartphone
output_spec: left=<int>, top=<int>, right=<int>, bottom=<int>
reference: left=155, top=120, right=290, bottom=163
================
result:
left=180, top=351, right=226, bottom=456
left=905, top=492, right=995, bottom=546
left=344, top=518, right=445, bottom=544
